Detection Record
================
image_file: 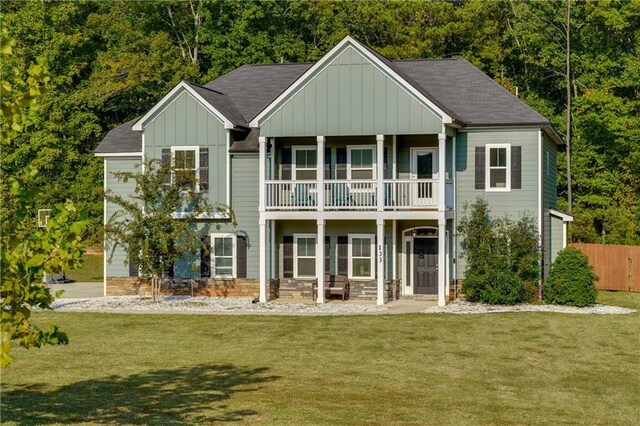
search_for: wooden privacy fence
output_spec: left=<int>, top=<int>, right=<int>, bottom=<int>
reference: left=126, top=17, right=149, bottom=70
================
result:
left=569, top=243, right=640, bottom=292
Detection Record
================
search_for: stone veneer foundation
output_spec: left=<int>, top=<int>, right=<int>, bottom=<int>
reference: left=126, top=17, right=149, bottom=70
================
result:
left=106, top=277, right=278, bottom=299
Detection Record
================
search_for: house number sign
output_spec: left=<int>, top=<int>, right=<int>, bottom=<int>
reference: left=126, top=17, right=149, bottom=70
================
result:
left=378, top=245, right=383, bottom=263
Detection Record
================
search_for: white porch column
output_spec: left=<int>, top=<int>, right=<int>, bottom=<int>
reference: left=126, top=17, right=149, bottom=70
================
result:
left=259, top=219, right=268, bottom=302
left=316, top=219, right=325, bottom=303
left=377, top=218, right=385, bottom=305
left=392, top=219, right=397, bottom=281
left=259, top=137, right=267, bottom=212
left=438, top=133, right=446, bottom=212
left=438, top=218, right=446, bottom=306
left=317, top=136, right=325, bottom=212
left=376, top=135, right=385, bottom=211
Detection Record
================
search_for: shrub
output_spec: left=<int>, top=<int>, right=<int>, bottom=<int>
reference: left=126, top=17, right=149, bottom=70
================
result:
left=459, top=198, right=540, bottom=305
left=544, top=247, right=598, bottom=307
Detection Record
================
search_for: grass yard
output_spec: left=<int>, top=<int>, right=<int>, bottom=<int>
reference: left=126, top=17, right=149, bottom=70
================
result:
left=65, top=253, right=103, bottom=282
left=2, top=292, right=639, bottom=425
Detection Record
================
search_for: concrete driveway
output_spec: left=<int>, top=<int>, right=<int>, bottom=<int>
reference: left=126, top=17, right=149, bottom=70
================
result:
left=49, top=282, right=103, bottom=298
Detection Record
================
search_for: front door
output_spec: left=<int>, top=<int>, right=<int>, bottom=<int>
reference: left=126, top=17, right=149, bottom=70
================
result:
left=411, top=149, right=438, bottom=207
left=413, top=237, right=438, bottom=294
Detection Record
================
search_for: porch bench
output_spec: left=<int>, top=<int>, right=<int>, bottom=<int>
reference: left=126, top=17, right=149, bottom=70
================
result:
left=312, top=275, right=350, bottom=301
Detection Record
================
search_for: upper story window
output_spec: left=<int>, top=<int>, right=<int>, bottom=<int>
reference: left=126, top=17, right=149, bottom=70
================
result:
left=293, top=147, right=317, bottom=180
left=172, top=146, right=199, bottom=191
left=294, top=234, right=316, bottom=278
left=348, top=146, right=375, bottom=179
left=486, top=144, right=510, bottom=192
left=348, top=234, right=375, bottom=280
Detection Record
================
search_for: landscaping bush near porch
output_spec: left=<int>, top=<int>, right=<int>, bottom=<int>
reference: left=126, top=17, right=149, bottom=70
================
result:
left=544, top=247, right=598, bottom=307
left=459, top=198, right=539, bottom=304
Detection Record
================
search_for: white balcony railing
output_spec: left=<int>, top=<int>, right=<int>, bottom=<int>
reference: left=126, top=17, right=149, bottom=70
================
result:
left=265, top=181, right=317, bottom=210
left=383, top=179, right=438, bottom=209
left=324, top=180, right=377, bottom=210
left=265, top=179, right=440, bottom=211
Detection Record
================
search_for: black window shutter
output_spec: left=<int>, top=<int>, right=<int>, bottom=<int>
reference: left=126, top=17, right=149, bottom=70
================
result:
left=281, top=148, right=292, bottom=180
left=200, top=235, right=211, bottom=278
left=324, top=147, right=331, bottom=179
left=475, top=147, right=485, bottom=190
left=337, top=236, right=348, bottom=276
left=384, top=146, right=388, bottom=179
left=324, top=236, right=330, bottom=274
left=161, top=148, right=171, bottom=188
left=236, top=235, right=247, bottom=278
left=511, top=146, right=522, bottom=189
left=199, top=147, right=209, bottom=191
left=128, top=256, right=139, bottom=278
left=336, top=148, right=347, bottom=179
left=283, top=235, right=294, bottom=278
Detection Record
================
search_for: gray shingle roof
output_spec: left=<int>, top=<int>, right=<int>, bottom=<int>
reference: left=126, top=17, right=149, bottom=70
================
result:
left=394, top=59, right=549, bottom=126
left=204, top=63, right=313, bottom=123
left=186, top=82, right=248, bottom=128
left=95, top=117, right=141, bottom=154
left=96, top=45, right=551, bottom=154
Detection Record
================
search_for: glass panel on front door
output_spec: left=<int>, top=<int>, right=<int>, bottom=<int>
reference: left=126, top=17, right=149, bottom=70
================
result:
left=416, top=153, right=433, bottom=179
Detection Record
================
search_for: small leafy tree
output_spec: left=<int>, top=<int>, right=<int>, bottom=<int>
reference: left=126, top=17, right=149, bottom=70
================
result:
left=1, top=168, right=88, bottom=368
left=105, top=159, right=233, bottom=302
left=458, top=198, right=540, bottom=304
left=544, top=247, right=598, bottom=307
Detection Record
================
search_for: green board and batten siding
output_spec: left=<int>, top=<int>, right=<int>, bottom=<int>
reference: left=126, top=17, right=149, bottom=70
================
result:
left=550, top=216, right=564, bottom=262
left=143, top=90, right=228, bottom=204
left=260, top=46, right=442, bottom=137
left=454, top=128, right=540, bottom=276
left=542, top=135, right=558, bottom=274
left=105, top=156, right=140, bottom=277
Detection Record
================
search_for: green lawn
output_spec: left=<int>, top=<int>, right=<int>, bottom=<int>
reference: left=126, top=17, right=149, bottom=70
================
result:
left=2, top=292, right=639, bottom=425
left=65, top=253, right=103, bottom=282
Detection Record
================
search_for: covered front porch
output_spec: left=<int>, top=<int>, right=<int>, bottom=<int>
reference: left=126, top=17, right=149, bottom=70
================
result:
left=258, top=218, right=455, bottom=306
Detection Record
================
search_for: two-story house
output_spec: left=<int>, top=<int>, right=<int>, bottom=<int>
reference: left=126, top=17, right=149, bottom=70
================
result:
left=96, top=36, right=572, bottom=306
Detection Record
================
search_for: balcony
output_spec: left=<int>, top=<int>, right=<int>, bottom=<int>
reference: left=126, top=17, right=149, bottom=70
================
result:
left=265, top=179, right=452, bottom=211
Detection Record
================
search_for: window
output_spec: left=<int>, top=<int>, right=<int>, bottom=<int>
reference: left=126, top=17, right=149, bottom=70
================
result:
left=294, top=234, right=316, bottom=278
left=348, top=146, right=375, bottom=179
left=212, top=234, right=235, bottom=277
left=349, top=234, right=375, bottom=279
left=172, top=146, right=199, bottom=191
left=293, top=147, right=317, bottom=180
left=486, top=144, right=510, bottom=191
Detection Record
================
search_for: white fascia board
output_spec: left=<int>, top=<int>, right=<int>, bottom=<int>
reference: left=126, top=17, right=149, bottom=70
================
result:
left=549, top=209, right=574, bottom=222
left=95, top=152, right=143, bottom=157
left=132, top=81, right=234, bottom=131
left=249, top=35, right=452, bottom=127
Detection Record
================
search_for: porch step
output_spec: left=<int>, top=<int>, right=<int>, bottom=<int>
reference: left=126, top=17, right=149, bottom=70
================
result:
left=401, top=295, right=438, bottom=301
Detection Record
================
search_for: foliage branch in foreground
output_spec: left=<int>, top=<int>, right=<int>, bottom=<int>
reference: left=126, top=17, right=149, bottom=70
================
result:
left=458, top=198, right=540, bottom=304
left=104, top=159, right=234, bottom=302
left=0, top=168, right=88, bottom=368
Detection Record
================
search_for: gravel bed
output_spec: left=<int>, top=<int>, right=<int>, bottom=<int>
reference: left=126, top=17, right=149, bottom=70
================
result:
left=51, top=296, right=388, bottom=315
left=424, top=300, right=636, bottom=315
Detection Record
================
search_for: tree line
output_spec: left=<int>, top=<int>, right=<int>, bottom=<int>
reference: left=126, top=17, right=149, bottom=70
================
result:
left=2, top=0, right=638, bottom=244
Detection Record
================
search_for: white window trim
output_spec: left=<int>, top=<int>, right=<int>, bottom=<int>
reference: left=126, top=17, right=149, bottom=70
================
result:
left=210, top=233, right=236, bottom=279
left=292, top=146, right=317, bottom=181
left=347, top=145, right=377, bottom=180
left=171, top=146, right=200, bottom=192
left=485, top=143, right=511, bottom=192
left=294, top=233, right=317, bottom=279
left=348, top=233, right=375, bottom=280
